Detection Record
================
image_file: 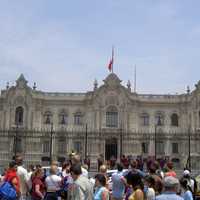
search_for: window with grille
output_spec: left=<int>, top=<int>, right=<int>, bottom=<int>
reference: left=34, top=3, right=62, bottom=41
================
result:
left=172, top=143, right=178, bottom=154
left=106, top=106, right=118, bottom=128
left=142, top=142, right=148, bottom=153
left=15, top=106, right=23, bottom=125
left=59, top=113, right=67, bottom=125
left=140, top=114, right=149, bottom=126
left=43, top=141, right=50, bottom=153
left=74, top=141, right=82, bottom=153
left=155, top=113, right=164, bottom=126
left=156, top=141, right=164, bottom=154
left=58, top=138, right=66, bottom=154
left=171, top=113, right=179, bottom=126
left=74, top=112, right=82, bottom=125
left=44, top=112, right=52, bottom=124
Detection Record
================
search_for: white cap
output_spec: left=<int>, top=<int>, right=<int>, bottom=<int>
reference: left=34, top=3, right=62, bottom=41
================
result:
left=183, top=170, right=190, bottom=176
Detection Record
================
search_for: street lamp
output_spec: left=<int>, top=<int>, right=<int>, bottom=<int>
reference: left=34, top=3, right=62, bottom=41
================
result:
left=49, top=123, right=53, bottom=164
left=155, top=116, right=162, bottom=160
left=13, top=123, right=19, bottom=159
left=188, top=125, right=191, bottom=170
left=120, top=123, right=123, bottom=159
left=84, top=123, right=88, bottom=159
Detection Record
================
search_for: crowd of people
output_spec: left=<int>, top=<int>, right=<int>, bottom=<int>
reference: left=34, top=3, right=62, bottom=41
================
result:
left=0, top=153, right=199, bottom=200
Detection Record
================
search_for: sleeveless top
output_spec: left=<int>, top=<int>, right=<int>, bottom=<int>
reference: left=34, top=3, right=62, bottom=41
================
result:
left=94, top=186, right=109, bottom=200
left=128, top=189, right=144, bottom=200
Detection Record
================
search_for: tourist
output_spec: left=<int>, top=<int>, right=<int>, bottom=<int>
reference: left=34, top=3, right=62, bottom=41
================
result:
left=15, top=155, right=29, bottom=200
left=4, top=161, right=20, bottom=197
left=94, top=173, right=109, bottom=200
left=31, top=168, right=45, bottom=200
left=45, top=164, right=62, bottom=200
left=127, top=172, right=144, bottom=200
left=155, top=176, right=183, bottom=200
left=68, top=163, right=93, bottom=200
left=111, top=163, right=126, bottom=200
left=180, top=177, right=193, bottom=200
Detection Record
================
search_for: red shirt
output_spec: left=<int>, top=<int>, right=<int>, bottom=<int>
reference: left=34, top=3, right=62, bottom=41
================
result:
left=31, top=177, right=45, bottom=199
left=4, top=169, right=20, bottom=194
left=165, top=171, right=176, bottom=177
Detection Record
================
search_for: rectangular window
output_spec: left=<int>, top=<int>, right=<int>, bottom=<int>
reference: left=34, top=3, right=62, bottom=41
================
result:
left=142, top=142, right=148, bottom=153
left=156, top=141, right=164, bottom=154
left=43, top=141, right=50, bottom=153
left=155, top=116, right=164, bottom=126
left=106, top=112, right=118, bottom=127
left=172, top=143, right=178, bottom=154
left=60, top=115, right=68, bottom=125
left=141, top=116, right=149, bottom=126
left=74, top=115, right=82, bottom=125
left=58, top=139, right=66, bottom=154
left=74, top=141, right=82, bottom=153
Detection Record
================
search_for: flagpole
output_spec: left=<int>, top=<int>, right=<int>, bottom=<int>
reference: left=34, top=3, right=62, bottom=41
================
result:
left=134, top=65, right=136, bottom=93
left=112, top=46, right=114, bottom=73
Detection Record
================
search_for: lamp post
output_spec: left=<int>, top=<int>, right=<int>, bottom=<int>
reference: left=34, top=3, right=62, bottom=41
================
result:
left=49, top=123, right=53, bottom=164
left=13, top=123, right=19, bottom=159
left=188, top=125, right=191, bottom=170
left=85, top=123, right=88, bottom=159
left=155, top=116, right=162, bottom=160
left=120, top=123, right=123, bottom=159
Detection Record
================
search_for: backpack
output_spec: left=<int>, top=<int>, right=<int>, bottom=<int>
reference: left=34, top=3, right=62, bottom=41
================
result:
left=57, top=175, right=70, bottom=198
left=0, top=181, right=17, bottom=200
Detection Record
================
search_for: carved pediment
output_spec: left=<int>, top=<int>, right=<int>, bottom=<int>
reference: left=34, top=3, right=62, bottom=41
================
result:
left=16, top=74, right=28, bottom=89
left=103, top=73, right=121, bottom=88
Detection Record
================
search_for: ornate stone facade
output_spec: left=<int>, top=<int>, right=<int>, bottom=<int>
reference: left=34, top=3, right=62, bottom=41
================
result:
left=0, top=73, right=200, bottom=169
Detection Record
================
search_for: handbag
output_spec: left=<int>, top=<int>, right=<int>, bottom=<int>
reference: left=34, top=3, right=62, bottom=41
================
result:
left=0, top=181, right=17, bottom=200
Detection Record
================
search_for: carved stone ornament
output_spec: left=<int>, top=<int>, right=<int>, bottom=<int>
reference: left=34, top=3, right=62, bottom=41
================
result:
left=16, top=74, right=28, bottom=89
left=103, top=73, right=122, bottom=88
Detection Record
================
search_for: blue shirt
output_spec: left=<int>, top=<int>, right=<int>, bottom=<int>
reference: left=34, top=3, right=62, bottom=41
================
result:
left=111, top=171, right=125, bottom=198
left=182, top=190, right=193, bottom=200
left=94, top=186, right=108, bottom=200
left=156, top=191, right=184, bottom=200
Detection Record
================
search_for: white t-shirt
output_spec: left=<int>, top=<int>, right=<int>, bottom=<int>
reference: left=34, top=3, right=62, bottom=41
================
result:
left=146, top=187, right=155, bottom=200
left=81, top=167, right=88, bottom=178
left=17, top=166, right=29, bottom=195
left=45, top=174, right=62, bottom=191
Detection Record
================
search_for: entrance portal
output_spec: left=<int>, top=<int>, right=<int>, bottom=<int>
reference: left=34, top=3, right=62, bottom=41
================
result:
left=105, top=138, right=117, bottom=160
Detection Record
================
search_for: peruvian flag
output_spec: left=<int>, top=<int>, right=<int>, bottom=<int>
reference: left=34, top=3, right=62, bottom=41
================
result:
left=108, top=47, right=114, bottom=72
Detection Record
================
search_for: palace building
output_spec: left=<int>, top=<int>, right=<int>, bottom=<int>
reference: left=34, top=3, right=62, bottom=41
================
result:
left=0, top=73, right=200, bottom=169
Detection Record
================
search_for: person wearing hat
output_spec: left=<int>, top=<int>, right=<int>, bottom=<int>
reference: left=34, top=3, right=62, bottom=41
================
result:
left=155, top=176, right=184, bottom=200
left=182, top=170, right=196, bottom=195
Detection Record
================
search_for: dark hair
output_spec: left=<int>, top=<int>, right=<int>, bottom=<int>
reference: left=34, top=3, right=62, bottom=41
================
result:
left=180, top=178, right=190, bottom=191
left=36, top=164, right=42, bottom=169
left=95, top=174, right=106, bottom=186
left=9, top=161, right=17, bottom=168
left=167, top=162, right=173, bottom=170
left=62, top=161, right=71, bottom=171
left=117, top=163, right=123, bottom=172
left=15, top=155, right=23, bottom=165
left=29, top=164, right=35, bottom=171
left=130, top=160, right=137, bottom=169
left=145, top=175, right=155, bottom=188
left=149, top=163, right=157, bottom=174
left=126, top=171, right=144, bottom=190
left=70, top=163, right=82, bottom=175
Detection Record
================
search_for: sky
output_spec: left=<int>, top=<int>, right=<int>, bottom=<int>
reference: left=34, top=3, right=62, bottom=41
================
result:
left=0, top=0, right=200, bottom=94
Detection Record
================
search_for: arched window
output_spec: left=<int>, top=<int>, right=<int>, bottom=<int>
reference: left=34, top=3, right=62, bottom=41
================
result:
left=44, top=111, right=52, bottom=124
left=59, top=112, right=67, bottom=125
left=74, top=112, right=83, bottom=125
left=140, top=113, right=149, bottom=126
left=106, top=106, right=118, bottom=128
left=155, top=112, right=164, bottom=126
left=171, top=113, right=179, bottom=126
left=15, top=106, right=23, bottom=125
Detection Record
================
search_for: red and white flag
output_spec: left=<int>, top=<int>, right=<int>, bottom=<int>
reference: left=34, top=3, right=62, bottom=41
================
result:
left=108, top=47, right=114, bottom=72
